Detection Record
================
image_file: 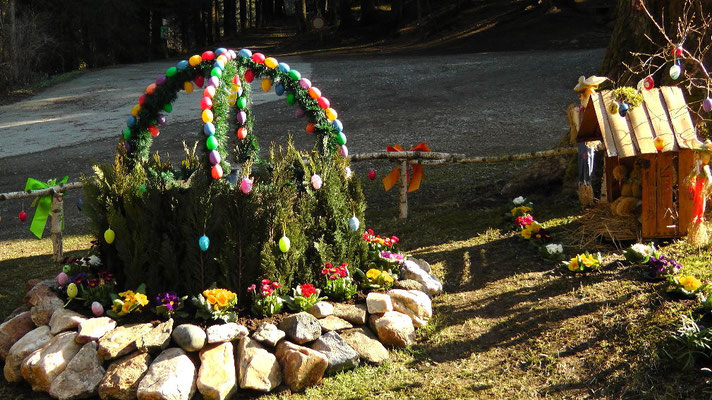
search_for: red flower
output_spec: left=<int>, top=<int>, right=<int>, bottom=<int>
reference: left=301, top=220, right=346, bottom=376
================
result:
left=325, top=262, right=332, bottom=268
left=88, top=278, right=100, bottom=288
left=367, top=229, right=374, bottom=235
left=272, top=282, right=281, bottom=289
left=261, top=279, right=271, bottom=285
left=321, top=268, right=329, bottom=275
left=329, top=275, right=338, bottom=280
left=300, top=284, right=317, bottom=298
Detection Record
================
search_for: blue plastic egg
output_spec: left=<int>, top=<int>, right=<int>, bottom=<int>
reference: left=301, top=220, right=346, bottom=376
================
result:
left=348, top=216, right=360, bottom=231
left=199, top=235, right=210, bottom=252
left=204, top=122, right=215, bottom=136
left=332, top=119, right=343, bottom=132
left=278, top=62, right=290, bottom=73
left=618, top=102, right=629, bottom=117
left=238, top=48, right=252, bottom=58
left=127, top=116, right=137, bottom=128
left=215, top=47, right=227, bottom=56
left=275, top=83, right=285, bottom=96
left=177, top=60, right=189, bottom=71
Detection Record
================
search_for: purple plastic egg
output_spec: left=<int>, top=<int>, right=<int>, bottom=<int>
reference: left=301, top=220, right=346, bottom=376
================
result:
left=91, top=301, right=104, bottom=316
left=56, top=272, right=69, bottom=287
left=237, top=111, right=247, bottom=124
left=157, top=114, right=167, bottom=126
left=209, top=150, right=221, bottom=165
left=156, top=75, right=167, bottom=85
left=299, top=78, right=312, bottom=90
left=208, top=76, right=221, bottom=88
left=295, top=107, right=305, bottom=118
left=241, top=178, right=253, bottom=194
left=704, top=98, right=712, bottom=112
left=124, top=142, right=132, bottom=152
left=340, top=145, right=348, bottom=157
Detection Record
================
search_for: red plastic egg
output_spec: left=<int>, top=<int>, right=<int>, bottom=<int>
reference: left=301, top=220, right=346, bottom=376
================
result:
left=203, top=86, right=216, bottom=99
left=194, top=75, right=205, bottom=88
left=251, top=53, right=266, bottom=63
left=674, top=46, right=684, bottom=57
left=146, top=83, right=157, bottom=95
left=245, top=70, right=255, bottom=83
left=211, top=164, right=223, bottom=179
left=148, top=125, right=160, bottom=137
left=237, top=127, right=248, bottom=139
left=138, top=94, right=146, bottom=105
left=18, top=211, right=27, bottom=222
left=368, top=170, right=376, bottom=180
left=317, top=97, right=330, bottom=109
left=202, top=51, right=216, bottom=61
left=200, top=97, right=212, bottom=110
left=643, top=75, right=654, bottom=90
left=306, top=122, right=316, bottom=133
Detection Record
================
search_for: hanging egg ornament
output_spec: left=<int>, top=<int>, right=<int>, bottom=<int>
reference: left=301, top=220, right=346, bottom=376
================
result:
left=644, top=75, right=654, bottom=90
left=674, top=46, right=684, bottom=57
left=240, top=178, right=253, bottom=194
left=264, top=57, right=278, bottom=69
left=104, top=228, right=115, bottom=244
left=703, top=98, right=712, bottom=112
left=91, top=301, right=104, bottom=317
left=66, top=283, right=78, bottom=299
left=669, top=65, right=681, bottom=80
left=148, top=125, right=160, bottom=137
left=295, top=107, right=305, bottom=118
left=194, top=75, right=205, bottom=88
left=198, top=235, right=210, bottom=252
left=311, top=174, right=323, bottom=190
left=278, top=235, right=291, bottom=253
left=368, top=170, right=376, bottom=180
left=237, top=127, right=248, bottom=139
left=18, top=210, right=27, bottom=222
left=244, top=70, right=255, bottom=83
left=211, top=164, right=223, bottom=180
left=286, top=93, right=296, bottom=105
left=306, top=122, right=316, bottom=133
left=348, top=216, right=360, bottom=231
left=654, top=136, right=665, bottom=151
left=618, top=102, right=629, bottom=117
left=56, top=272, right=69, bottom=287
left=275, top=83, right=285, bottom=96
left=261, top=78, right=272, bottom=92
left=609, top=101, right=619, bottom=115
left=76, top=199, right=84, bottom=211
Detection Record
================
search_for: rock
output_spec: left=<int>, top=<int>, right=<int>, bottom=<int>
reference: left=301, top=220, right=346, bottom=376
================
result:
left=275, top=340, right=328, bottom=392
left=4, top=325, right=53, bottom=382
left=197, top=342, right=237, bottom=400
left=136, top=319, right=173, bottom=354
left=340, top=327, right=389, bottom=364
left=206, top=322, right=248, bottom=344
left=3, top=304, right=30, bottom=323
left=368, top=311, right=415, bottom=347
left=387, top=289, right=432, bottom=328
left=307, top=301, right=334, bottom=318
left=98, top=352, right=152, bottom=400
left=252, top=322, right=286, bottom=347
left=393, top=279, right=427, bottom=293
left=318, top=316, right=353, bottom=332
left=236, top=336, right=281, bottom=392
left=279, top=312, right=322, bottom=344
left=136, top=347, right=196, bottom=400
left=332, top=303, right=368, bottom=325
left=21, top=331, right=83, bottom=392
left=410, top=258, right=431, bottom=273
left=172, top=324, right=206, bottom=352
left=24, top=279, right=58, bottom=307
left=0, top=311, right=36, bottom=360
left=76, top=317, right=117, bottom=343
left=49, top=341, right=105, bottom=400
left=49, top=308, right=87, bottom=335
left=98, top=323, right=153, bottom=361
left=401, top=259, right=443, bottom=296
left=310, top=331, right=359, bottom=374
left=25, top=278, right=42, bottom=294
left=366, top=292, right=393, bottom=314
left=31, top=297, right=65, bottom=326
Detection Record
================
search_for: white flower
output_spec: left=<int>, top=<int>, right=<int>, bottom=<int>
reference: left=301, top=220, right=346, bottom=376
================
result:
left=631, top=243, right=653, bottom=256
left=88, top=255, right=102, bottom=267
left=513, top=196, right=525, bottom=205
left=545, top=243, right=563, bottom=254
left=345, top=167, right=353, bottom=179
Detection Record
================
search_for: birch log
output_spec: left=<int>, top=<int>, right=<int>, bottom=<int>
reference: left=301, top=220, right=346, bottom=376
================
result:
left=399, top=160, right=408, bottom=219
left=50, top=193, right=64, bottom=262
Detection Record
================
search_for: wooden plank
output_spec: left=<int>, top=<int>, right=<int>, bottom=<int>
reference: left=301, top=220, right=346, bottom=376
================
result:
left=655, top=152, right=678, bottom=237
left=605, top=156, right=621, bottom=203
left=601, top=91, right=637, bottom=157
left=661, top=86, right=697, bottom=148
left=678, top=149, right=696, bottom=235
left=627, top=100, right=657, bottom=154
left=642, top=88, right=678, bottom=152
left=590, top=92, right=618, bottom=157
left=641, top=154, right=658, bottom=237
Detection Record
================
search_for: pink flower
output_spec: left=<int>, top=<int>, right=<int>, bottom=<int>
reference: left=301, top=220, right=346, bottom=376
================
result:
left=247, top=284, right=256, bottom=292
left=272, top=282, right=281, bottom=289
left=515, top=215, right=534, bottom=226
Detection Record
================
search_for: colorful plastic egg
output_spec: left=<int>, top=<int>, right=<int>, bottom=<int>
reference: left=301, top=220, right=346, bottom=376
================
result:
left=237, top=127, right=248, bottom=139
left=261, top=78, right=272, bottom=92
left=237, top=111, right=247, bottom=124
left=308, top=87, right=321, bottom=100
left=348, top=216, right=360, bottom=231
left=278, top=235, right=291, bottom=253
left=288, top=70, right=301, bottom=81
left=240, top=178, right=253, bottom=194
left=264, top=57, right=278, bottom=68
left=278, top=62, right=290, bottom=72
left=251, top=53, right=265, bottom=63
left=91, top=301, right=104, bottom=316
left=295, top=107, right=305, bottom=118
left=670, top=65, right=681, bottom=80
left=202, top=109, right=214, bottom=123
left=336, top=131, right=347, bottom=145
left=67, top=283, right=78, bottom=299
left=317, top=97, right=330, bottom=109
left=201, top=50, right=215, bottom=61
left=368, top=170, right=376, bottom=180
left=183, top=81, right=194, bottom=93
left=311, top=174, right=323, bottom=190
left=325, top=108, right=338, bottom=121
left=275, top=83, right=285, bottom=96
left=177, top=60, right=189, bottom=71
left=299, top=78, right=312, bottom=90
left=148, top=125, right=160, bottom=137
left=238, top=48, right=252, bottom=58
left=104, top=228, right=115, bottom=244
left=703, top=98, right=712, bottom=112
left=206, top=135, right=218, bottom=150
left=56, top=272, right=69, bottom=287
left=306, top=122, right=316, bottom=133
left=189, top=55, right=202, bottom=66
left=211, top=164, right=223, bottom=179
left=199, top=235, right=210, bottom=251
left=245, top=70, right=255, bottom=83
left=333, top=119, right=343, bottom=132
left=237, top=97, right=247, bottom=109
left=644, top=76, right=654, bottom=90
left=209, top=150, right=221, bottom=165
left=201, top=97, right=212, bottom=110
left=204, top=122, right=215, bottom=136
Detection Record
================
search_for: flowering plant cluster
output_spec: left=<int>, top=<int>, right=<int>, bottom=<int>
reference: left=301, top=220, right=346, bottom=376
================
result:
left=623, top=243, right=656, bottom=265
left=510, top=196, right=534, bottom=221
left=321, top=262, right=358, bottom=301
left=362, top=229, right=400, bottom=251
left=248, top=279, right=283, bottom=317
left=192, top=288, right=238, bottom=322
left=107, top=283, right=149, bottom=318
left=646, top=255, right=682, bottom=280
left=520, top=221, right=553, bottom=243
left=539, top=243, right=565, bottom=262
left=563, top=252, right=602, bottom=273
left=154, top=291, right=188, bottom=319
left=668, top=274, right=707, bottom=297
left=282, top=283, right=326, bottom=312
left=508, top=196, right=564, bottom=262
left=60, top=267, right=116, bottom=311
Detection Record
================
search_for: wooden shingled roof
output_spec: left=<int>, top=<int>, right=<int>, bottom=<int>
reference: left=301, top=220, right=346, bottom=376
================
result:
left=576, top=86, right=698, bottom=158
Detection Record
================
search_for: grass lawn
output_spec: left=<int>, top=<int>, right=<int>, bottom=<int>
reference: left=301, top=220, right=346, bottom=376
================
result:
left=1, top=160, right=710, bottom=399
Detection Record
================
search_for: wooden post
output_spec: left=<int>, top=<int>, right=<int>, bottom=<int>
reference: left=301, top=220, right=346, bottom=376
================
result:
left=399, top=160, right=408, bottom=219
left=50, top=192, right=64, bottom=262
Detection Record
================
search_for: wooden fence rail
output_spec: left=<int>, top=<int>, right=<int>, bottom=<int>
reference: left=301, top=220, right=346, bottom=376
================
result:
left=0, top=147, right=577, bottom=260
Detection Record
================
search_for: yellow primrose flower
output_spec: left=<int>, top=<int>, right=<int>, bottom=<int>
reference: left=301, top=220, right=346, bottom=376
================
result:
left=366, top=269, right=381, bottom=280
left=382, top=272, right=394, bottom=283
left=121, top=302, right=132, bottom=314
left=581, top=254, right=597, bottom=267
left=134, top=293, right=149, bottom=307
left=567, top=257, right=579, bottom=271
left=680, top=275, right=702, bottom=292
left=529, top=221, right=542, bottom=232
left=216, top=291, right=230, bottom=308
left=521, top=228, right=533, bottom=239
left=118, top=290, right=135, bottom=298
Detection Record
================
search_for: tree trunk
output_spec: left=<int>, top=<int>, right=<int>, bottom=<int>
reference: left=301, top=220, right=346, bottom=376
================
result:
left=225, top=0, right=237, bottom=36
left=297, top=0, right=307, bottom=31
left=360, top=0, right=375, bottom=24
left=240, top=0, right=248, bottom=30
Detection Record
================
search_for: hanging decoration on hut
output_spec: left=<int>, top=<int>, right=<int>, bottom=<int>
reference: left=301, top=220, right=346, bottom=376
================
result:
left=368, top=170, right=377, bottom=180
left=382, top=143, right=431, bottom=192
left=348, top=215, right=360, bottom=231
left=609, top=87, right=643, bottom=117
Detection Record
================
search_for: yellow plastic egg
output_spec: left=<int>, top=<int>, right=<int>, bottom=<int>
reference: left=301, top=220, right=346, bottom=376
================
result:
left=104, top=228, right=115, bottom=244
left=183, top=81, right=194, bottom=93
left=325, top=108, right=338, bottom=121
left=202, top=109, right=214, bottom=123
left=261, top=78, right=272, bottom=92
left=131, top=104, right=141, bottom=117
left=189, top=54, right=202, bottom=67
left=264, top=57, right=278, bottom=69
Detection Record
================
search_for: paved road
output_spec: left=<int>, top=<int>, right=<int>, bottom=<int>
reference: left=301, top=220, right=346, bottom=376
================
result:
left=0, top=49, right=605, bottom=240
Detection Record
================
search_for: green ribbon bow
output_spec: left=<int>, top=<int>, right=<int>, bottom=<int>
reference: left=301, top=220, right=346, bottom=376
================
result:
left=24, top=176, right=68, bottom=239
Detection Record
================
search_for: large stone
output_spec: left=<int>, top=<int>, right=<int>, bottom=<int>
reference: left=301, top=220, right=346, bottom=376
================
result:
left=387, top=289, right=432, bottom=328
left=98, top=352, right=152, bottom=400
left=275, top=340, right=328, bottom=392
left=318, top=315, right=353, bottom=332
left=4, top=325, right=53, bottom=382
left=49, top=308, right=87, bottom=335
left=332, top=303, right=368, bottom=325
left=410, top=258, right=432, bottom=273
left=340, top=327, right=389, bottom=364
left=3, top=304, right=30, bottom=323
left=393, top=279, right=427, bottom=293
left=136, top=347, right=196, bottom=400
left=206, top=322, right=248, bottom=344
left=172, top=324, right=206, bottom=352
left=24, top=279, right=59, bottom=307
left=251, top=322, right=286, bottom=347
left=401, top=259, right=442, bottom=296
left=236, top=336, right=281, bottom=392
left=310, top=331, right=359, bottom=374
left=136, top=319, right=173, bottom=354
left=197, top=342, right=237, bottom=400
left=98, top=323, right=153, bottom=361
left=0, top=311, right=36, bottom=360
left=279, top=312, right=322, bottom=344
left=49, top=341, right=105, bottom=400
left=366, top=292, right=393, bottom=314
left=21, top=331, right=83, bottom=392
left=77, top=317, right=117, bottom=344
left=31, top=297, right=65, bottom=326
left=368, top=311, right=416, bottom=347
left=307, top=301, right=334, bottom=318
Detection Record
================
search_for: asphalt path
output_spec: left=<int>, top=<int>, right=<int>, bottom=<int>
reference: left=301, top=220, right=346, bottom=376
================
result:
left=0, top=49, right=604, bottom=241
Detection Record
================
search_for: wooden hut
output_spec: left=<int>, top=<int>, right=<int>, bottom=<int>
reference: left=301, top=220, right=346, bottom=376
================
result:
left=573, top=86, right=699, bottom=238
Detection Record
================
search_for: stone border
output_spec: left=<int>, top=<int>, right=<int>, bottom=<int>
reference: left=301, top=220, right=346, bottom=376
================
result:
left=1, top=258, right=441, bottom=399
